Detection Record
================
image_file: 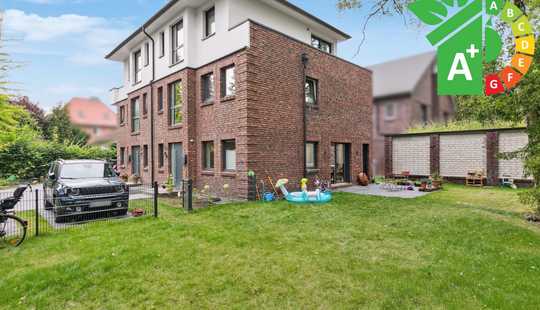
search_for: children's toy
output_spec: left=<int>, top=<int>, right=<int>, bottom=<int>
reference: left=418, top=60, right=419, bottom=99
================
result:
left=263, top=192, right=275, bottom=202
left=275, top=179, right=332, bottom=203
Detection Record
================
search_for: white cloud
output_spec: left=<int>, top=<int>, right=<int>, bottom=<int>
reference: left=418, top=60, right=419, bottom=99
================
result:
left=3, top=9, right=132, bottom=65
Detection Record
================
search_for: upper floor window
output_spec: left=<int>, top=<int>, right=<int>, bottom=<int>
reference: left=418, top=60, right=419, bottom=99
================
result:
left=311, top=36, right=332, bottom=54
left=120, top=147, right=125, bottom=165
left=159, top=31, right=165, bottom=58
left=384, top=102, right=396, bottom=120
left=171, top=20, right=184, bottom=64
left=221, top=65, right=236, bottom=97
left=204, top=7, right=216, bottom=38
left=305, top=77, right=318, bottom=106
left=201, top=72, right=215, bottom=103
left=119, top=105, right=126, bottom=124
left=157, top=86, right=164, bottom=112
left=131, top=98, right=140, bottom=133
left=144, top=42, right=150, bottom=66
left=169, top=80, right=183, bottom=125
left=133, top=50, right=142, bottom=83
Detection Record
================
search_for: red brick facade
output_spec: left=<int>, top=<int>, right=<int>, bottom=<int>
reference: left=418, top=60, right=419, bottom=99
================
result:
left=115, top=22, right=372, bottom=199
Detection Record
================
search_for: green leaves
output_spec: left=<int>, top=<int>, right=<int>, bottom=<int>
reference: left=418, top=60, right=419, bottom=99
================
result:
left=408, top=0, right=448, bottom=25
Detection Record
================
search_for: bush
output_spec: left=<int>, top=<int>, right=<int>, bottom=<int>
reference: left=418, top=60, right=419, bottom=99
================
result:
left=0, top=131, right=115, bottom=180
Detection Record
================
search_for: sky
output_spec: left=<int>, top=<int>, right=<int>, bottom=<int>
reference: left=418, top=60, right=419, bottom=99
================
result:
left=1, top=0, right=434, bottom=110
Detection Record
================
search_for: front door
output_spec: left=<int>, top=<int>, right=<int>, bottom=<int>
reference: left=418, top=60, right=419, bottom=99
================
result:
left=131, top=146, right=141, bottom=176
left=332, top=143, right=351, bottom=184
left=170, top=143, right=183, bottom=189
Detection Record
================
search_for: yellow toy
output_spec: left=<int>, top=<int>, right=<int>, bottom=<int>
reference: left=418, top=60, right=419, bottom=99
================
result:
left=300, top=178, right=308, bottom=192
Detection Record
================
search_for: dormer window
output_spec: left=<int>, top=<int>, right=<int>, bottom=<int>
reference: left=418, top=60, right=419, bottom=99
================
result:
left=133, top=50, right=142, bottom=83
left=171, top=20, right=184, bottom=64
left=311, top=36, right=332, bottom=54
left=204, top=7, right=216, bottom=38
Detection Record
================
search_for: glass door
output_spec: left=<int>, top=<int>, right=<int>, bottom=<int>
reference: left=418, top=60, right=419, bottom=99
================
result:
left=331, top=143, right=351, bottom=184
left=131, top=146, right=141, bottom=176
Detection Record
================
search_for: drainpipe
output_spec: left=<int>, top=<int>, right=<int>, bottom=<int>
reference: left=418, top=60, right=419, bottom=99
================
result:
left=143, top=27, right=156, bottom=184
left=301, top=53, right=309, bottom=178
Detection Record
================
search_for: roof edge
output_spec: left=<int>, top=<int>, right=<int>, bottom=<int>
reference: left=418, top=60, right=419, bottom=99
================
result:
left=105, top=0, right=351, bottom=60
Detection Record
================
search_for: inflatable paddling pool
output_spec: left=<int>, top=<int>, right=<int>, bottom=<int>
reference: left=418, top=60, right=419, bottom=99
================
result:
left=275, top=179, right=332, bottom=203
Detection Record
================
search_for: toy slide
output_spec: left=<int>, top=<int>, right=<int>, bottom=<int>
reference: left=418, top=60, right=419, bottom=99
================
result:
left=275, top=179, right=332, bottom=203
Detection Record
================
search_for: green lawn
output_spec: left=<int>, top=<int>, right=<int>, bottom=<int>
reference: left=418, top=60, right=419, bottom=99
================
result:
left=1, top=185, right=540, bottom=309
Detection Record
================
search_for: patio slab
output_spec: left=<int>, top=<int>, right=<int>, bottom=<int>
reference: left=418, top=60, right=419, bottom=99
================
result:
left=336, top=184, right=430, bottom=199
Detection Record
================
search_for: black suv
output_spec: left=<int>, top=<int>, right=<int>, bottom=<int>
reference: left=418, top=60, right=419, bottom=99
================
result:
left=44, top=160, right=129, bottom=223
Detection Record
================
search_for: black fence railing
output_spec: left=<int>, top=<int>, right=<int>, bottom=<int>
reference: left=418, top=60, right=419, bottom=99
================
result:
left=0, top=183, right=158, bottom=239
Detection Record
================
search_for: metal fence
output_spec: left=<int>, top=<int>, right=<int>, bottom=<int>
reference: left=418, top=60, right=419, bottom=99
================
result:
left=0, top=183, right=158, bottom=239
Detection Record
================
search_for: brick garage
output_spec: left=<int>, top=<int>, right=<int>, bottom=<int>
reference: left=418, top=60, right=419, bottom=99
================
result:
left=115, top=22, right=373, bottom=199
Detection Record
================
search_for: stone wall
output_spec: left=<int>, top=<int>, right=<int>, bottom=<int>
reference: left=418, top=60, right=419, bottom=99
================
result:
left=384, top=129, right=531, bottom=185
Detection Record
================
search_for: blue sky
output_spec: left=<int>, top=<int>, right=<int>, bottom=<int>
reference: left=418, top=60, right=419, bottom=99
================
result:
left=1, top=0, right=433, bottom=110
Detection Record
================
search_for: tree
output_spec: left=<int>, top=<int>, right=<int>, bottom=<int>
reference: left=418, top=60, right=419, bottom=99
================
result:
left=43, top=105, right=89, bottom=146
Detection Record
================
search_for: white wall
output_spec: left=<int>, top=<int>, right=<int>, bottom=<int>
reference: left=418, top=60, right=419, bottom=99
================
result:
left=499, top=131, right=532, bottom=180
left=440, top=134, right=486, bottom=177
left=110, top=0, right=341, bottom=103
left=392, top=136, right=430, bottom=176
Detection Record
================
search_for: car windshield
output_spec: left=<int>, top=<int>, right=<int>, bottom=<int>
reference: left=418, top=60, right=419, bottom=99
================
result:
left=60, top=163, right=116, bottom=179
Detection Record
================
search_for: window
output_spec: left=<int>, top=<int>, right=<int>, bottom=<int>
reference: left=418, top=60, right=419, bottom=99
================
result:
left=142, top=93, right=148, bottom=116
left=157, top=87, right=164, bottom=112
left=384, top=102, right=396, bottom=120
left=171, top=20, right=184, bottom=64
left=143, top=145, right=148, bottom=168
left=93, top=127, right=100, bottom=135
left=202, top=141, right=214, bottom=170
left=204, top=7, right=216, bottom=37
left=222, top=140, right=236, bottom=171
left=169, top=81, right=183, bottom=125
left=158, top=144, right=164, bottom=168
left=305, top=78, right=318, bottom=106
left=120, top=147, right=125, bottom=165
left=133, top=50, right=142, bottom=83
left=306, top=142, right=318, bottom=169
left=131, top=97, right=140, bottom=133
left=421, top=104, right=428, bottom=124
left=311, top=36, right=332, bottom=53
left=144, top=42, right=150, bottom=66
left=221, top=65, right=236, bottom=97
left=201, top=72, right=215, bottom=103
left=119, top=105, right=126, bottom=124
left=159, top=31, right=165, bottom=58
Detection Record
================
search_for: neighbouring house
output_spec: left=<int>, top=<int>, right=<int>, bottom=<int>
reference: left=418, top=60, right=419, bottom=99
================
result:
left=369, top=52, right=455, bottom=176
left=65, top=97, right=118, bottom=146
left=106, top=0, right=372, bottom=199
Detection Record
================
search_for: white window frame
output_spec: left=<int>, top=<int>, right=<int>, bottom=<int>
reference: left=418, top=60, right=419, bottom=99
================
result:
left=384, top=102, right=396, bottom=120
left=171, top=20, right=184, bottom=65
left=159, top=31, right=165, bottom=58
left=222, top=140, right=236, bottom=171
left=133, top=49, right=142, bottom=84
left=144, top=42, right=150, bottom=66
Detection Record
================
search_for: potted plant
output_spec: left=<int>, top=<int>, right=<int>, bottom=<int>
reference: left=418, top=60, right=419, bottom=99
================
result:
left=431, top=173, right=443, bottom=190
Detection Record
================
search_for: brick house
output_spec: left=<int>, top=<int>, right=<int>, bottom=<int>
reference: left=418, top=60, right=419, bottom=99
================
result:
left=65, top=97, right=118, bottom=146
left=369, top=52, right=455, bottom=176
left=106, top=0, right=372, bottom=199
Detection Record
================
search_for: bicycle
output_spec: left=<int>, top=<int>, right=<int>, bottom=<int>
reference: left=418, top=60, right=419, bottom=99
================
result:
left=0, top=185, right=30, bottom=248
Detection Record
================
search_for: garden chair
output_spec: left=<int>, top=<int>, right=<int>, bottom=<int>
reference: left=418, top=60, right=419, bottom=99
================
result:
left=466, top=170, right=485, bottom=187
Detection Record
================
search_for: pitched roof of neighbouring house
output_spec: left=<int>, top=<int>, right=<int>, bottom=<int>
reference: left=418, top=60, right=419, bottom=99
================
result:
left=65, top=97, right=117, bottom=128
left=368, top=51, right=436, bottom=99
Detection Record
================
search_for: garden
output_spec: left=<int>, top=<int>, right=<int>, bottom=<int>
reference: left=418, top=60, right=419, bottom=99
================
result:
left=1, top=184, right=540, bottom=309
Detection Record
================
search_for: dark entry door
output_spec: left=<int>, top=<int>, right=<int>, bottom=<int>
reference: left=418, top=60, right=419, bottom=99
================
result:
left=332, top=143, right=351, bottom=184
left=362, top=144, right=370, bottom=178
left=170, top=143, right=183, bottom=189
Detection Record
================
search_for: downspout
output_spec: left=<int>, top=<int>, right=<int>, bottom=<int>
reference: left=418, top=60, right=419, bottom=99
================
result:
left=301, top=53, right=309, bottom=178
left=143, top=27, right=156, bottom=184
